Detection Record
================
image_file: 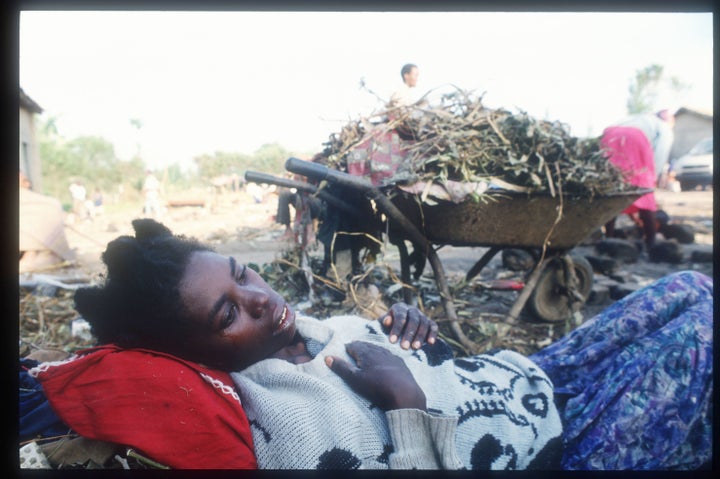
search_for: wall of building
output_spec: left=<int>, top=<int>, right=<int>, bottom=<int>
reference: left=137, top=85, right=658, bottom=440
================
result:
left=19, top=107, right=43, bottom=193
left=670, top=112, right=713, bottom=161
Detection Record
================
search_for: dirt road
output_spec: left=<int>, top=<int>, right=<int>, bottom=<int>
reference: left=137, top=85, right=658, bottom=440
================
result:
left=62, top=188, right=713, bottom=278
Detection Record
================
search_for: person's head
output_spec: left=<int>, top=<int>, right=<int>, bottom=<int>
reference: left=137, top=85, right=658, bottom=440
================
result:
left=400, top=63, right=419, bottom=87
left=656, top=109, right=675, bottom=128
left=74, top=219, right=296, bottom=370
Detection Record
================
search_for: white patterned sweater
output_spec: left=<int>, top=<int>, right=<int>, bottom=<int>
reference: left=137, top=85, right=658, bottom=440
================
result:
left=231, top=315, right=563, bottom=470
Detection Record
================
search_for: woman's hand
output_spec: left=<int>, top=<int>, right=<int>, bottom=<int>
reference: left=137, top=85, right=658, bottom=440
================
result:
left=380, top=303, right=438, bottom=350
left=325, top=341, right=426, bottom=411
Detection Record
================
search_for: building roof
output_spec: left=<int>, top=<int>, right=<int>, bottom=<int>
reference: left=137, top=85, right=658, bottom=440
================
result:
left=19, top=87, right=43, bottom=114
left=674, top=106, right=713, bottom=120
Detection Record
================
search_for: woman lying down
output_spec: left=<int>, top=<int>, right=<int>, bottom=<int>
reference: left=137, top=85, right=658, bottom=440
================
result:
left=27, top=219, right=712, bottom=470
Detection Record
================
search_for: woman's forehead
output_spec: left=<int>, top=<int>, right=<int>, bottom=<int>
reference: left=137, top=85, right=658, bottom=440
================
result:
left=182, top=251, right=231, bottom=284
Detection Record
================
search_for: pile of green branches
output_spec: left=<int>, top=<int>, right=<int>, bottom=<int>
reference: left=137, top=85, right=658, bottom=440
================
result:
left=322, top=89, right=631, bottom=197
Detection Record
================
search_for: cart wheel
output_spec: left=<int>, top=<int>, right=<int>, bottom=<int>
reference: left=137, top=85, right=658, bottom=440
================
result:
left=527, top=255, right=593, bottom=323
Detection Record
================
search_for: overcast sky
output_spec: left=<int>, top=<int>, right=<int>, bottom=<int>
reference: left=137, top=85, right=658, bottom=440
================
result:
left=19, top=10, right=713, bottom=170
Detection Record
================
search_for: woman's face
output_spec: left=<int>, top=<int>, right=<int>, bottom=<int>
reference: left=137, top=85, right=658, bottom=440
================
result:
left=178, top=251, right=296, bottom=371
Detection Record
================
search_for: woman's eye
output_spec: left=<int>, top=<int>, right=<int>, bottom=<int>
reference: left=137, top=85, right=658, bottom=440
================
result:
left=222, top=304, right=237, bottom=329
left=236, top=265, right=247, bottom=285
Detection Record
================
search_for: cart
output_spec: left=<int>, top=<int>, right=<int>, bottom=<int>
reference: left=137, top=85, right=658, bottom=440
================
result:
left=250, top=158, right=650, bottom=353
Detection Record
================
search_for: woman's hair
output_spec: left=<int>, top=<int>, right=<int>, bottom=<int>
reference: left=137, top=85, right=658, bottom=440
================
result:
left=74, top=219, right=212, bottom=351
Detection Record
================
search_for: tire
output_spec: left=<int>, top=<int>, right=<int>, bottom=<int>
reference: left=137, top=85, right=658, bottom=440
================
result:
left=527, top=254, right=594, bottom=323
left=679, top=180, right=696, bottom=192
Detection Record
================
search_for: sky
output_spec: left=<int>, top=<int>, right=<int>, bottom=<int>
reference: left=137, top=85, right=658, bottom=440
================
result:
left=19, top=10, right=713, bottom=171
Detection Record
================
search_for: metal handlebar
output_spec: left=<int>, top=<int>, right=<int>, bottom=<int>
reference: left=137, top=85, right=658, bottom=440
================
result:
left=244, top=170, right=318, bottom=193
left=244, top=169, right=364, bottom=218
left=285, top=157, right=374, bottom=192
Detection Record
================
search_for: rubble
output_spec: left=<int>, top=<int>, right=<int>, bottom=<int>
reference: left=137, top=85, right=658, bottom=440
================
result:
left=594, top=238, right=641, bottom=263
left=648, top=240, right=683, bottom=264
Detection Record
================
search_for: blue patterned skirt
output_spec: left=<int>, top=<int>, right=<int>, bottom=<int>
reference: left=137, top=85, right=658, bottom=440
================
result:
left=529, top=270, right=713, bottom=470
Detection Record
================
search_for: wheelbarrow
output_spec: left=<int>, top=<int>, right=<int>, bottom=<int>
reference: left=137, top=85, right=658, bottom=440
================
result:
left=279, top=157, right=650, bottom=353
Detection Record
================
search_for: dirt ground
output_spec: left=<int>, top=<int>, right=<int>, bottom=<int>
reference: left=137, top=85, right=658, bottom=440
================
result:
left=60, top=189, right=714, bottom=275
left=23, top=187, right=713, bottom=356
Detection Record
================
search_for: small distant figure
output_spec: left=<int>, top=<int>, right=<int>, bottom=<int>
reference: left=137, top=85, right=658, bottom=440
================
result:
left=245, top=182, right=266, bottom=204
left=115, top=184, right=125, bottom=204
left=142, top=170, right=162, bottom=218
left=69, top=180, right=89, bottom=221
left=389, top=63, right=425, bottom=108
left=92, top=187, right=104, bottom=216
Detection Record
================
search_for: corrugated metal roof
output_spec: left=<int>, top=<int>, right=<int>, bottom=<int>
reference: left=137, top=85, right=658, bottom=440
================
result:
left=674, top=106, right=713, bottom=119
left=19, top=87, right=43, bottom=114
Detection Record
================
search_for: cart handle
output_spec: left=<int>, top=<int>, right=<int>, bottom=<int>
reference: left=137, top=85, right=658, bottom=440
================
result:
left=285, top=157, right=374, bottom=193
left=244, top=169, right=365, bottom=218
left=245, top=170, right=319, bottom=193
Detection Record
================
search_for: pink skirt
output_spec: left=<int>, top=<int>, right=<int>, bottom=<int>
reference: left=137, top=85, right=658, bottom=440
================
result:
left=601, top=126, right=657, bottom=212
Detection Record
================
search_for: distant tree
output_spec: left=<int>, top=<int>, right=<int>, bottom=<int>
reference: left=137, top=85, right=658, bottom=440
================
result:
left=66, top=136, right=118, bottom=175
left=249, top=143, right=290, bottom=173
left=42, top=115, right=59, bottom=136
left=193, top=151, right=253, bottom=179
left=130, top=117, right=143, bottom=158
left=193, top=143, right=292, bottom=179
left=626, top=63, right=689, bottom=114
left=115, top=155, right=147, bottom=193
left=38, top=117, right=146, bottom=203
left=164, top=161, right=199, bottom=190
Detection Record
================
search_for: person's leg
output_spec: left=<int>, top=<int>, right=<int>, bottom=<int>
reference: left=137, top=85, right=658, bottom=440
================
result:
left=276, top=192, right=297, bottom=239
left=530, top=271, right=713, bottom=470
left=604, top=217, right=616, bottom=238
left=638, top=209, right=657, bottom=250
left=276, top=191, right=294, bottom=227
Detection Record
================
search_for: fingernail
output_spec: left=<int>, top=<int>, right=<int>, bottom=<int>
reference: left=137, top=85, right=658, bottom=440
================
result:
left=389, top=335, right=397, bottom=343
left=429, top=337, right=435, bottom=344
left=412, top=341, right=421, bottom=349
left=383, top=315, right=392, bottom=324
left=401, top=340, right=410, bottom=349
left=324, top=356, right=333, bottom=366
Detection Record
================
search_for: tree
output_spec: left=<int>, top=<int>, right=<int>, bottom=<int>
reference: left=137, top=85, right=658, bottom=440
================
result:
left=626, top=64, right=689, bottom=114
left=193, top=151, right=253, bottom=179
left=37, top=117, right=147, bottom=204
left=129, top=117, right=143, bottom=158
left=249, top=143, right=289, bottom=174
left=192, top=143, right=293, bottom=179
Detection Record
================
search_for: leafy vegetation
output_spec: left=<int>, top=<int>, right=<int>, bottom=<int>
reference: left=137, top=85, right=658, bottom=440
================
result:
left=626, top=63, right=688, bottom=114
left=35, top=116, right=306, bottom=206
left=323, top=89, right=630, bottom=197
left=192, top=143, right=292, bottom=178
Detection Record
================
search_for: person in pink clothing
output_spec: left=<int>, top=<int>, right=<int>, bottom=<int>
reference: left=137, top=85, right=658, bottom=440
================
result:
left=601, top=110, right=674, bottom=250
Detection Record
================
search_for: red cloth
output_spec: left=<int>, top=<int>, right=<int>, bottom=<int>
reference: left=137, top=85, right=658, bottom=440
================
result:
left=31, top=345, right=257, bottom=469
left=346, top=129, right=411, bottom=185
left=601, top=126, right=657, bottom=213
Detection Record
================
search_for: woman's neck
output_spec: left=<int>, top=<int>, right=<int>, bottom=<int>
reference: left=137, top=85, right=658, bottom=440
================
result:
left=269, top=332, right=313, bottom=364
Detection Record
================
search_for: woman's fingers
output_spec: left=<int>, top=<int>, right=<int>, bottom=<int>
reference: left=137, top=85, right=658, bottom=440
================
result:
left=410, top=310, right=429, bottom=349
left=325, top=355, right=360, bottom=387
left=400, top=308, right=421, bottom=349
left=386, top=304, right=408, bottom=344
left=326, top=342, right=426, bottom=411
left=382, top=303, right=439, bottom=349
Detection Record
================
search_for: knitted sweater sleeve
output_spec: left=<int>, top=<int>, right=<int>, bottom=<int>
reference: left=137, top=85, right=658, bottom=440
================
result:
left=386, top=409, right=464, bottom=469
